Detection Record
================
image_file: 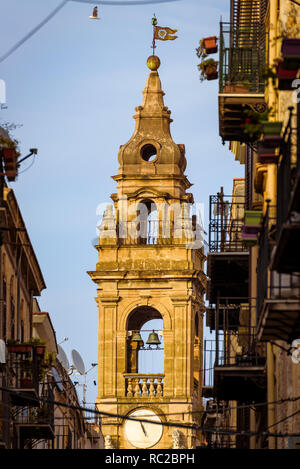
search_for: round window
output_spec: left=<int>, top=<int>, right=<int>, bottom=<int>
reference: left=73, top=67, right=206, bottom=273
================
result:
left=140, top=144, right=157, bottom=162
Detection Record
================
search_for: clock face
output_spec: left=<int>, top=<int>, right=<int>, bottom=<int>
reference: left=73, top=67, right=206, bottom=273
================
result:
left=124, top=409, right=163, bottom=449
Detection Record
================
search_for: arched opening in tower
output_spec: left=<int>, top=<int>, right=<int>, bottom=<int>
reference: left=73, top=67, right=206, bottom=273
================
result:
left=137, top=199, right=158, bottom=245
left=126, top=306, right=164, bottom=375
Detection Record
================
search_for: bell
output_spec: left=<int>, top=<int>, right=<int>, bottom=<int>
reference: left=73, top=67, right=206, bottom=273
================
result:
left=131, top=331, right=143, bottom=342
left=146, top=330, right=161, bottom=346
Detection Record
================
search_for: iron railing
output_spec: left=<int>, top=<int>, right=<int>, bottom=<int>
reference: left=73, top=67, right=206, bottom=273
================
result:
left=203, top=339, right=224, bottom=388
left=7, top=346, right=40, bottom=400
left=219, top=21, right=266, bottom=94
left=14, top=383, right=54, bottom=428
left=214, top=326, right=266, bottom=368
left=209, top=192, right=246, bottom=252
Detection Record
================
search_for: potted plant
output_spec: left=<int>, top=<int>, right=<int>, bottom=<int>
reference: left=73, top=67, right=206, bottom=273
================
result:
left=25, top=337, right=46, bottom=356
left=202, top=36, right=218, bottom=54
left=0, top=134, right=20, bottom=181
left=241, top=107, right=273, bottom=142
left=198, top=59, right=218, bottom=81
left=7, top=339, right=32, bottom=354
left=223, top=83, right=251, bottom=93
left=196, top=39, right=208, bottom=61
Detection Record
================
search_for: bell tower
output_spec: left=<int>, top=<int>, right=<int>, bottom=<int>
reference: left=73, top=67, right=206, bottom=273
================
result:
left=88, top=56, right=206, bottom=450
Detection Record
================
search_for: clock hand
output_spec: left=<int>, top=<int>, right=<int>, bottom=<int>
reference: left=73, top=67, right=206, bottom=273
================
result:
left=140, top=422, right=148, bottom=437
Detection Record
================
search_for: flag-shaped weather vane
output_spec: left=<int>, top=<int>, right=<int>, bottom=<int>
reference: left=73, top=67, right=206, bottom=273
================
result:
left=147, top=14, right=178, bottom=71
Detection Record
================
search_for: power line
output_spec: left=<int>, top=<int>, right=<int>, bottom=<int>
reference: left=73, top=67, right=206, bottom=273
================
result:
left=266, top=407, right=300, bottom=431
left=0, top=0, right=181, bottom=64
left=1, top=385, right=300, bottom=439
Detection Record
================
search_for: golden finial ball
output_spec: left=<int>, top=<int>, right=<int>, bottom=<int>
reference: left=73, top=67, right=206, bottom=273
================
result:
left=147, top=55, right=161, bottom=71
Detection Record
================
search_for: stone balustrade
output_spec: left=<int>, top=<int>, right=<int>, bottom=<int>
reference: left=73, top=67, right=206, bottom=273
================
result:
left=124, top=374, right=164, bottom=398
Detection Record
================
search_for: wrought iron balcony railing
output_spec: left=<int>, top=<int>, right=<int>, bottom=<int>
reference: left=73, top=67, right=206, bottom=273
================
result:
left=214, top=326, right=266, bottom=368
left=219, top=21, right=266, bottom=94
left=209, top=192, right=246, bottom=252
left=7, top=345, right=40, bottom=405
left=203, top=338, right=224, bottom=389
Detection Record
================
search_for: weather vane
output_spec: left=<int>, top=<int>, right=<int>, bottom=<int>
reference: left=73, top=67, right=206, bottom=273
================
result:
left=151, top=14, right=178, bottom=56
left=147, top=14, right=178, bottom=71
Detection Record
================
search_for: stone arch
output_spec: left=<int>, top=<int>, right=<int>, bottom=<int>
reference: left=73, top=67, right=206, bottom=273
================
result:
left=118, top=299, right=172, bottom=331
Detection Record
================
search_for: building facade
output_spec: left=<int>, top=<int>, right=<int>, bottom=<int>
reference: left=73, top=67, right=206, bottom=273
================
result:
left=0, top=132, right=103, bottom=449
left=203, top=0, right=300, bottom=449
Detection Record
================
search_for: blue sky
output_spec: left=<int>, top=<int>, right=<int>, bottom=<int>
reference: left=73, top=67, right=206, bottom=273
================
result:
left=0, top=0, right=243, bottom=405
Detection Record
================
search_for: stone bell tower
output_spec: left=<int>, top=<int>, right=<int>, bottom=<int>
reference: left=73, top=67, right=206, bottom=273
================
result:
left=88, top=56, right=206, bottom=450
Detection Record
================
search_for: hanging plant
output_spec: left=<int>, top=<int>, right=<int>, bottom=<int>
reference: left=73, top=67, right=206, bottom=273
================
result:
left=202, top=36, right=218, bottom=54
left=198, top=58, right=218, bottom=82
left=196, top=38, right=208, bottom=61
left=0, top=135, right=20, bottom=156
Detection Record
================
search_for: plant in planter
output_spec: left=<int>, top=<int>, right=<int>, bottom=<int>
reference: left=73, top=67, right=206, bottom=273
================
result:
left=23, top=338, right=46, bottom=355
left=43, top=351, right=56, bottom=367
left=7, top=339, right=33, bottom=354
left=241, top=107, right=273, bottom=141
left=0, top=134, right=20, bottom=181
left=198, top=58, right=218, bottom=81
left=224, top=81, right=252, bottom=93
left=202, top=36, right=218, bottom=54
left=196, top=38, right=208, bottom=61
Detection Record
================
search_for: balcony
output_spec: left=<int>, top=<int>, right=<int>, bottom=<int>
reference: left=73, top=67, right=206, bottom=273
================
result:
left=218, top=21, right=266, bottom=142
left=257, top=195, right=300, bottom=343
left=202, top=338, right=224, bottom=398
left=213, top=327, right=267, bottom=402
left=15, top=384, right=55, bottom=446
left=257, top=271, right=300, bottom=343
left=207, top=191, right=249, bottom=304
left=7, top=344, right=41, bottom=406
left=206, top=305, right=240, bottom=332
left=270, top=104, right=300, bottom=273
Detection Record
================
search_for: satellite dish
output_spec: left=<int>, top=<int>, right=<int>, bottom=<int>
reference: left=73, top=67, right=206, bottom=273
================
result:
left=57, top=345, right=70, bottom=371
left=71, top=349, right=86, bottom=375
left=0, top=339, right=6, bottom=364
left=52, top=367, right=64, bottom=392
